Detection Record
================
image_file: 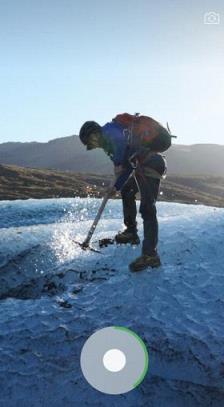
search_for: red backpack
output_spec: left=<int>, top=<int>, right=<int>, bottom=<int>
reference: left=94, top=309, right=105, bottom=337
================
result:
left=112, top=113, right=175, bottom=153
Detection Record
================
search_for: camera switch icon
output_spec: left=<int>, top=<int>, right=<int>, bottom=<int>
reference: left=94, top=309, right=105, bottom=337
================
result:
left=204, top=11, right=220, bottom=25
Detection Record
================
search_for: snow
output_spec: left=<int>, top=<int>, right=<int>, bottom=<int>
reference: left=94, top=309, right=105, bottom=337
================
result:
left=0, top=198, right=224, bottom=406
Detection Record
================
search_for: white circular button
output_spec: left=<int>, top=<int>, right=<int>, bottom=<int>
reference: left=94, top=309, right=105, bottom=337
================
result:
left=80, top=326, right=149, bottom=394
left=103, top=348, right=126, bottom=372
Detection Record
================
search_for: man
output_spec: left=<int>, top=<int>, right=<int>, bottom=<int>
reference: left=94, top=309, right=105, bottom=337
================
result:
left=79, top=117, right=167, bottom=272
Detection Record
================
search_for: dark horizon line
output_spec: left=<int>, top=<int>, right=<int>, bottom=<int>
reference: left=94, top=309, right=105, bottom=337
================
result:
left=1, top=135, right=223, bottom=148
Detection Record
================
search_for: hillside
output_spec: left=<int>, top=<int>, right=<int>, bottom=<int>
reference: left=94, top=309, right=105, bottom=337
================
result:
left=0, top=164, right=224, bottom=207
left=0, top=164, right=108, bottom=200
left=0, top=136, right=224, bottom=176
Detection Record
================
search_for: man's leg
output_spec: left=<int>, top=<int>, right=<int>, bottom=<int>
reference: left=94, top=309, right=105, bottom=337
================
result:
left=121, top=175, right=139, bottom=231
left=129, top=175, right=161, bottom=270
left=115, top=175, right=140, bottom=244
left=139, top=176, right=160, bottom=256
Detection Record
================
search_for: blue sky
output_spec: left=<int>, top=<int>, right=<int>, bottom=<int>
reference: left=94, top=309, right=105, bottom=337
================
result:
left=0, top=0, right=223, bottom=144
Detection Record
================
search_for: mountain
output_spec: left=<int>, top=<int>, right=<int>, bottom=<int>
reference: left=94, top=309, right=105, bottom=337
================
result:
left=0, top=136, right=224, bottom=176
left=0, top=136, right=113, bottom=174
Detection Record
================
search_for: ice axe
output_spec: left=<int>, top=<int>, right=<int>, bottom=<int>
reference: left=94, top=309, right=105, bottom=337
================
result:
left=72, top=177, right=117, bottom=253
left=73, top=169, right=135, bottom=253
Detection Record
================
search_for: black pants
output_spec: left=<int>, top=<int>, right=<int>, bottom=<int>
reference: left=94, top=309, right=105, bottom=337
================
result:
left=121, top=173, right=160, bottom=256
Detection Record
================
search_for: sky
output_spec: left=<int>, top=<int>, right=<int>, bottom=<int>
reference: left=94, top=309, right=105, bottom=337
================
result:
left=0, top=0, right=223, bottom=145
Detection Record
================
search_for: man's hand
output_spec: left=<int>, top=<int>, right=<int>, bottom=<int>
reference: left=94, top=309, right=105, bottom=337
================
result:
left=108, top=186, right=117, bottom=198
left=114, top=165, right=124, bottom=177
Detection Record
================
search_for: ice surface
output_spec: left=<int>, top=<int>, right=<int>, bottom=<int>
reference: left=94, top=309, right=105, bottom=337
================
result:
left=0, top=198, right=224, bottom=406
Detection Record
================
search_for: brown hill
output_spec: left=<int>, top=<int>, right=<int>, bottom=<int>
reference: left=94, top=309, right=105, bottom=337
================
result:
left=0, top=164, right=223, bottom=208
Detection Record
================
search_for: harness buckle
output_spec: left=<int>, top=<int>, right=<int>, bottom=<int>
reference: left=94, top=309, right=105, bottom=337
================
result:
left=128, top=153, right=138, bottom=169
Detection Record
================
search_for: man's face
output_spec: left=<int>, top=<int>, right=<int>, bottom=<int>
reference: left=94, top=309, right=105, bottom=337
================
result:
left=86, top=133, right=100, bottom=150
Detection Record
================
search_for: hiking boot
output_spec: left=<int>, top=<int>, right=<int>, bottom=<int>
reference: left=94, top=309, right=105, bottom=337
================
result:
left=129, top=254, right=161, bottom=272
left=115, top=228, right=140, bottom=245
